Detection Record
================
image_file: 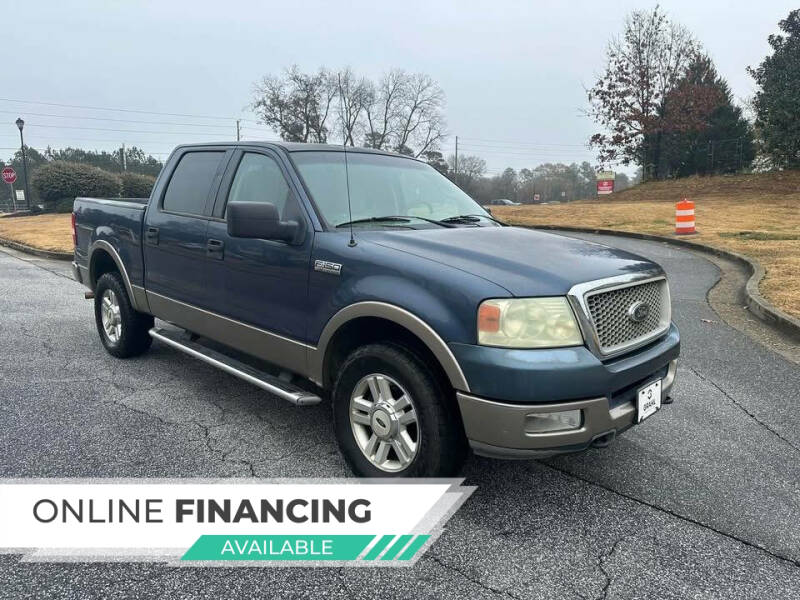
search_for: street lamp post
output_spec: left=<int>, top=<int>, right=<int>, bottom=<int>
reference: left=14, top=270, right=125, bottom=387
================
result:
left=15, top=118, right=31, bottom=210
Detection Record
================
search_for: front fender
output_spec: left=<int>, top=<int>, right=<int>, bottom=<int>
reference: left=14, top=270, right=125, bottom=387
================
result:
left=309, top=300, right=471, bottom=392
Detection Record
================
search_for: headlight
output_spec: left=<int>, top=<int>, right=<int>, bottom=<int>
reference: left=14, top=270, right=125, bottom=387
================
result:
left=477, top=297, right=583, bottom=348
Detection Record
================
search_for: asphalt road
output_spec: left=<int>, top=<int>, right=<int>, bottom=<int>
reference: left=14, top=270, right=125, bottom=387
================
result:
left=1, top=233, right=799, bottom=599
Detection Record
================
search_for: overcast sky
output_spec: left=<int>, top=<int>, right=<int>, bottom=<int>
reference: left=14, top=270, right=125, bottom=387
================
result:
left=3, top=0, right=794, bottom=175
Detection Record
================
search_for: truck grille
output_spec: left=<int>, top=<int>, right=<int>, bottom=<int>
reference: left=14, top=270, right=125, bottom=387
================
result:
left=585, top=278, right=670, bottom=356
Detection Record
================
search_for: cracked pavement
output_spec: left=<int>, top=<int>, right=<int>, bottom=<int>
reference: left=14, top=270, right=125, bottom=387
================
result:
left=1, top=233, right=799, bottom=599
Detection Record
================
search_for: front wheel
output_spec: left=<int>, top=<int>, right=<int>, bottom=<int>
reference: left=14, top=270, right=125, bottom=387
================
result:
left=332, top=343, right=467, bottom=477
left=94, top=272, right=154, bottom=358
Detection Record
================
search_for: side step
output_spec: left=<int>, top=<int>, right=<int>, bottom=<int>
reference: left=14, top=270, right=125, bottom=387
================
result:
left=148, top=328, right=322, bottom=406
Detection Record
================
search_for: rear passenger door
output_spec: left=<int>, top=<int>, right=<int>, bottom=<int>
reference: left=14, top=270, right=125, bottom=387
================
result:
left=143, top=148, right=230, bottom=309
left=205, top=148, right=313, bottom=343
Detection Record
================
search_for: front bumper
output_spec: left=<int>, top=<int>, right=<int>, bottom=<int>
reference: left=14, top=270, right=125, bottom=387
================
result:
left=459, top=358, right=677, bottom=458
left=451, top=323, right=680, bottom=458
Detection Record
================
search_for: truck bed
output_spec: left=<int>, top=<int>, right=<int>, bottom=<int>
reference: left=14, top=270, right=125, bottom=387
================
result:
left=73, top=196, right=149, bottom=290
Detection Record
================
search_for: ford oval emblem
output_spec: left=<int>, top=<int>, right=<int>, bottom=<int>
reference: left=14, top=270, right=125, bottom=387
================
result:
left=628, top=301, right=650, bottom=323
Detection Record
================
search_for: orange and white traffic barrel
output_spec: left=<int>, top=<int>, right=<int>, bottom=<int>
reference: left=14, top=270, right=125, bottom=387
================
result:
left=675, top=199, right=696, bottom=235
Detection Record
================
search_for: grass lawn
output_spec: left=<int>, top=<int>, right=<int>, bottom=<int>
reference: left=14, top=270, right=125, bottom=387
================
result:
left=0, top=214, right=73, bottom=253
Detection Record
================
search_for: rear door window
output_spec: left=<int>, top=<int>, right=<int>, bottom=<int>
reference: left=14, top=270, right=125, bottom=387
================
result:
left=162, top=151, right=225, bottom=216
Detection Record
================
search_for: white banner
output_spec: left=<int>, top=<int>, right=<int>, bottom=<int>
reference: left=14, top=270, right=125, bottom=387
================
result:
left=0, top=479, right=473, bottom=566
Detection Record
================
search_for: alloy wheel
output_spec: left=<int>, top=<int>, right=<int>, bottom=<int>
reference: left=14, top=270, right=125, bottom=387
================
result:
left=349, top=373, right=420, bottom=472
left=100, top=289, right=122, bottom=344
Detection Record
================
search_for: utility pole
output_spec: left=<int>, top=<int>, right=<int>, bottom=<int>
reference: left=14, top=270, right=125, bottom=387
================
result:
left=121, top=143, right=127, bottom=171
left=236, top=119, right=241, bottom=142
left=454, top=136, right=458, bottom=187
left=15, top=118, right=31, bottom=210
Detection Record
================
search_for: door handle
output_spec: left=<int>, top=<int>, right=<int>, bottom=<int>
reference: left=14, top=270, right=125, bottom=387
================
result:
left=207, top=238, right=224, bottom=259
left=145, top=226, right=159, bottom=245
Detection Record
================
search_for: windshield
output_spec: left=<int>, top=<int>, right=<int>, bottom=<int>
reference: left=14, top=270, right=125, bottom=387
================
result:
left=291, top=151, right=492, bottom=228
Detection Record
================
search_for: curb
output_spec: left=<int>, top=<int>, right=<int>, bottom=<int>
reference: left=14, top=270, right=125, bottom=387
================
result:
left=0, top=237, right=73, bottom=261
left=529, top=224, right=800, bottom=341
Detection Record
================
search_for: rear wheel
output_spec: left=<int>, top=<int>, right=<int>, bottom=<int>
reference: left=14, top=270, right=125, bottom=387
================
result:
left=94, top=272, right=153, bottom=358
left=332, top=343, right=467, bottom=477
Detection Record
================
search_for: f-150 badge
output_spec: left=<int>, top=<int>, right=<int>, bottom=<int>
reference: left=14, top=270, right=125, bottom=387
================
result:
left=314, top=260, right=342, bottom=276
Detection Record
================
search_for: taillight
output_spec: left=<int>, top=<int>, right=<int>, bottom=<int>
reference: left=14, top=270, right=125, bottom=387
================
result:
left=71, top=213, right=77, bottom=248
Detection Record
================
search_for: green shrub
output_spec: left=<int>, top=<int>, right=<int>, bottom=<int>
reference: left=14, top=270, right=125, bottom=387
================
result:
left=120, top=172, right=156, bottom=198
left=54, top=198, right=76, bottom=213
left=32, top=161, right=120, bottom=207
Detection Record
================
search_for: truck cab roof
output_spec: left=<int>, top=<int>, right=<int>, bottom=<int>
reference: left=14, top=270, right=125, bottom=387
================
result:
left=172, top=141, right=416, bottom=159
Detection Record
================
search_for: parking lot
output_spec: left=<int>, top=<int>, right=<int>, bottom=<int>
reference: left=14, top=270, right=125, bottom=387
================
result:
left=1, top=232, right=799, bottom=599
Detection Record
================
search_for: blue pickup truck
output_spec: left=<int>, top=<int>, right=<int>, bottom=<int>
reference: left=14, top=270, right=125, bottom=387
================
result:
left=72, top=142, right=679, bottom=477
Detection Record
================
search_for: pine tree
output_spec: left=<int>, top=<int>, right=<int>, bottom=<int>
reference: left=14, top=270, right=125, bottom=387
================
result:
left=661, top=56, right=755, bottom=176
left=749, top=9, right=800, bottom=169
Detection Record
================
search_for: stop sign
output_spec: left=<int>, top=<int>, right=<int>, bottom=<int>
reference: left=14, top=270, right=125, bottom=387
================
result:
left=1, top=167, right=16, bottom=184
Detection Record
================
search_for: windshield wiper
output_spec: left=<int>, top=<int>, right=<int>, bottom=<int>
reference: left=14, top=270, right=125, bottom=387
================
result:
left=335, top=216, right=412, bottom=228
left=440, top=213, right=506, bottom=225
left=336, top=215, right=455, bottom=228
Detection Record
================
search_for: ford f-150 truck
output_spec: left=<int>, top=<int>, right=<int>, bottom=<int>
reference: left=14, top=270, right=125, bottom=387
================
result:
left=72, top=142, right=679, bottom=477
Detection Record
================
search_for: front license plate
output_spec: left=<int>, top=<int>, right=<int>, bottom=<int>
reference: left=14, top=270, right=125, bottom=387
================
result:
left=637, top=380, right=662, bottom=423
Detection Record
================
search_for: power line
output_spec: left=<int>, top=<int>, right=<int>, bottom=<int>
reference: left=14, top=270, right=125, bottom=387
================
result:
left=452, top=142, right=591, bottom=154
left=448, top=148, right=594, bottom=160
left=0, top=109, right=241, bottom=129
left=0, top=97, right=251, bottom=122
left=24, top=123, right=234, bottom=136
left=458, top=136, right=588, bottom=148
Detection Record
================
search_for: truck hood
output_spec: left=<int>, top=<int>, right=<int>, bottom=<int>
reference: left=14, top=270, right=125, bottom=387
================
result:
left=360, top=226, right=660, bottom=296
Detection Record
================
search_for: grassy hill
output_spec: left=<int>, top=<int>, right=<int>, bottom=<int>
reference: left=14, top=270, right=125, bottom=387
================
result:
left=495, top=171, right=800, bottom=319
left=614, top=170, right=800, bottom=202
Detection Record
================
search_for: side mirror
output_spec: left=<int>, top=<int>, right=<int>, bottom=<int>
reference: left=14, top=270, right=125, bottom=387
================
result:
left=227, top=201, right=302, bottom=244
left=485, top=207, right=493, bottom=215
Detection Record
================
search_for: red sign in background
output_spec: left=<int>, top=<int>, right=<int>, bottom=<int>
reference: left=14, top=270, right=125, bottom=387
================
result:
left=597, top=179, right=614, bottom=194
left=1, top=167, right=16, bottom=185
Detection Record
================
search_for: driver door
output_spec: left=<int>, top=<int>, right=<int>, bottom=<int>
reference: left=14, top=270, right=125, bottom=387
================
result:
left=205, top=149, right=313, bottom=347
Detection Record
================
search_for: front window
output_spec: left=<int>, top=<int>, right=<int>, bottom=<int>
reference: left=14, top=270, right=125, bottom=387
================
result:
left=226, top=152, right=297, bottom=219
left=291, top=151, right=492, bottom=228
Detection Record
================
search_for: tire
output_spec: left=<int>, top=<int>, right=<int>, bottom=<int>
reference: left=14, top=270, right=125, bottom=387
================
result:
left=94, top=272, right=154, bottom=358
left=332, top=342, right=467, bottom=477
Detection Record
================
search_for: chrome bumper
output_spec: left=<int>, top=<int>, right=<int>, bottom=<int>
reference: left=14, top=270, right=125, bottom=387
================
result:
left=459, top=359, right=677, bottom=459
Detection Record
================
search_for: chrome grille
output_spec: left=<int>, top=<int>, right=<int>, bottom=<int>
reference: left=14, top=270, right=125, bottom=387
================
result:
left=585, top=278, right=669, bottom=355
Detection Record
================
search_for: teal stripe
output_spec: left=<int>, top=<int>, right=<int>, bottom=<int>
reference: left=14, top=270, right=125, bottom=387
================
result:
left=380, top=534, right=414, bottom=561
left=363, top=535, right=394, bottom=560
left=397, top=534, right=430, bottom=560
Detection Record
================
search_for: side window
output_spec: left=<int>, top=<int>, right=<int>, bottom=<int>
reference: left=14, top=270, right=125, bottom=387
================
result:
left=227, top=153, right=295, bottom=218
left=162, top=151, right=225, bottom=216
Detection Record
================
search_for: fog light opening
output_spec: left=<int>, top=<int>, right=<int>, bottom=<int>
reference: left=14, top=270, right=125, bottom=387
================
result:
left=525, top=409, right=582, bottom=434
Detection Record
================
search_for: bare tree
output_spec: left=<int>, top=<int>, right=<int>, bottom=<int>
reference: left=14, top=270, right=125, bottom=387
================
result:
left=394, top=73, right=446, bottom=157
left=447, top=154, right=486, bottom=181
left=363, top=69, right=406, bottom=150
left=446, top=153, right=484, bottom=195
left=335, top=68, right=370, bottom=146
left=252, top=65, right=336, bottom=143
left=588, top=7, right=703, bottom=178
left=253, top=65, right=447, bottom=156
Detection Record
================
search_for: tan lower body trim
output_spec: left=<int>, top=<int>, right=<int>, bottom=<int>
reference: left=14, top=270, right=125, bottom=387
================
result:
left=145, top=291, right=311, bottom=377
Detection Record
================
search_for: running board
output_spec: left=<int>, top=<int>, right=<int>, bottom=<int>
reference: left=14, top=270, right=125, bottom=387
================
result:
left=148, top=328, right=321, bottom=406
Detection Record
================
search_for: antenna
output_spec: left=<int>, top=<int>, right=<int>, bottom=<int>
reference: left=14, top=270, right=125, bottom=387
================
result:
left=343, top=142, right=357, bottom=247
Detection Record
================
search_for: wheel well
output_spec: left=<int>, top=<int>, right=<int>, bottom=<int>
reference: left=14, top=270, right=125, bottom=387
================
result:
left=90, top=249, right=119, bottom=289
left=322, top=317, right=451, bottom=392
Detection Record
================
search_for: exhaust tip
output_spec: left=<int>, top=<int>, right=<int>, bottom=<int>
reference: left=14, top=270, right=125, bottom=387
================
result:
left=591, top=431, right=616, bottom=448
